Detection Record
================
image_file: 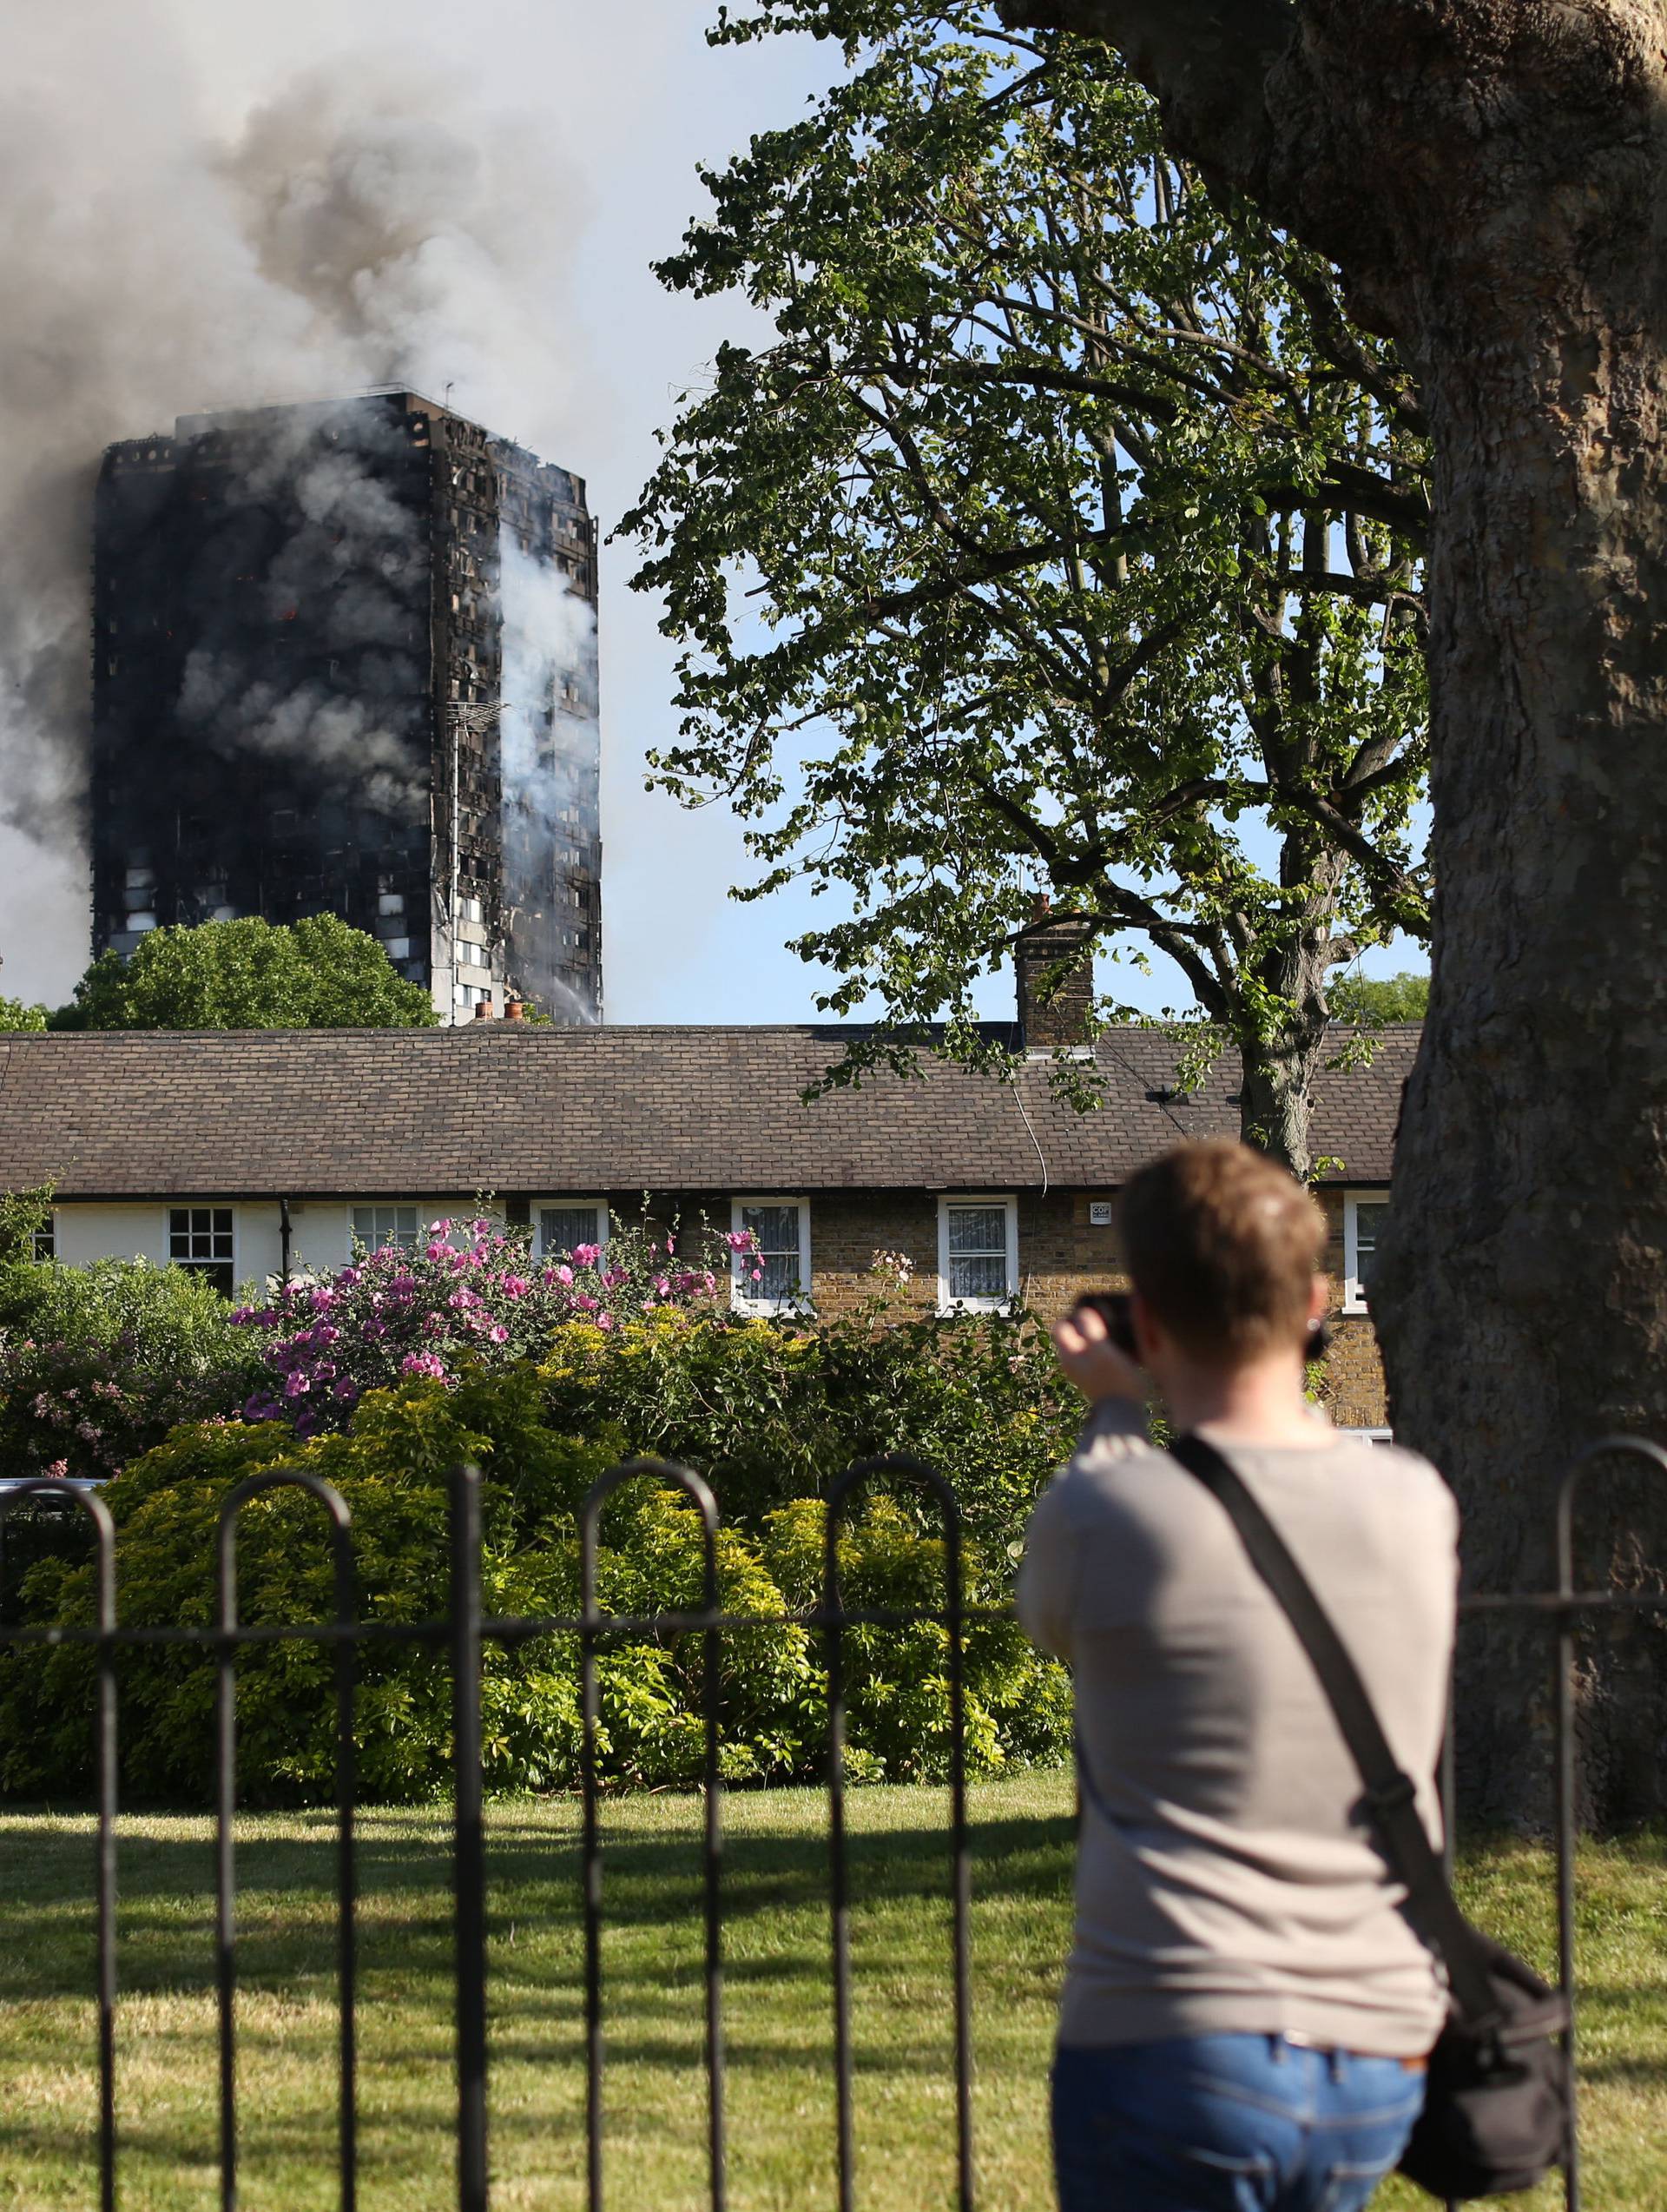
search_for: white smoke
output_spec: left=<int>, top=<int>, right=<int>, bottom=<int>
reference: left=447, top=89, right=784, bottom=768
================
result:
left=0, top=3, right=588, bottom=1002
left=498, top=536, right=601, bottom=1022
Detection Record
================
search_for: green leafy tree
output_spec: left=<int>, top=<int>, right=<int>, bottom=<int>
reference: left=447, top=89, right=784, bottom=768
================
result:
left=625, top=3, right=1429, bottom=1173
left=0, top=994, right=48, bottom=1031
left=1327, top=969, right=1428, bottom=1026
left=50, top=914, right=437, bottom=1031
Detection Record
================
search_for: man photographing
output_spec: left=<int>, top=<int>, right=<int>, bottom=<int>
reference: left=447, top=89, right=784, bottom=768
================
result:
left=1019, top=1139, right=1458, bottom=2212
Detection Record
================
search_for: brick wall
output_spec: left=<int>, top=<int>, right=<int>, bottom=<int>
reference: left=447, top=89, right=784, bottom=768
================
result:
left=598, top=1184, right=1391, bottom=1433
left=1317, top=1191, right=1390, bottom=1431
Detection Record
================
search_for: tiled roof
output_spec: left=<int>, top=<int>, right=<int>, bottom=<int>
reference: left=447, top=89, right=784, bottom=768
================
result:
left=0, top=1024, right=1415, bottom=1198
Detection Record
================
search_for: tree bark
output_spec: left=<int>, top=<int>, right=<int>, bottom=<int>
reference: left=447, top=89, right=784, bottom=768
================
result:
left=1001, top=0, right=1667, bottom=1824
left=1236, top=1033, right=1321, bottom=1186
left=1235, top=866, right=1346, bottom=1185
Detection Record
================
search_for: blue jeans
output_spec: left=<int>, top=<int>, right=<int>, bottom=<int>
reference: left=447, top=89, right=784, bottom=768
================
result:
left=1051, top=2036, right=1427, bottom=2212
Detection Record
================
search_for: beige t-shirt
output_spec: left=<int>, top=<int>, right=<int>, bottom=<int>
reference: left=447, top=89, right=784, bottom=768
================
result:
left=1017, top=1401, right=1459, bottom=2056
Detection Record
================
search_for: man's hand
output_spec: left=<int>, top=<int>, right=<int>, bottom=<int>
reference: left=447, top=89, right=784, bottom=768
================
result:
left=1051, top=1303, right=1150, bottom=1407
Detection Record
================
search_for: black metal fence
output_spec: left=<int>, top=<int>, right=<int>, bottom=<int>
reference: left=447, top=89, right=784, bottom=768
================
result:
left=1, top=1438, right=1663, bottom=2212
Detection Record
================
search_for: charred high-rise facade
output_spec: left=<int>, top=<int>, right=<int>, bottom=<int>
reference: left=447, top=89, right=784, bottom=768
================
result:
left=91, top=390, right=601, bottom=1021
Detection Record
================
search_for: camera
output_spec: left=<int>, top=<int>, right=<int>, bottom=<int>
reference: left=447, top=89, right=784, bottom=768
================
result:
left=1071, top=1291, right=1138, bottom=1357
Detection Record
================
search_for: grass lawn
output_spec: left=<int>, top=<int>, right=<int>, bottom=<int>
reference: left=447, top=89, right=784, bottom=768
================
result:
left=0, top=1772, right=1661, bottom=2209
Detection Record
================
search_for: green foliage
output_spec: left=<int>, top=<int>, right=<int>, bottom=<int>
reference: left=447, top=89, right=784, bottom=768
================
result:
left=0, top=1256, right=262, bottom=1481
left=625, top=4, right=1431, bottom=1164
left=0, top=1364, right=1070, bottom=1803
left=49, top=915, right=436, bottom=1031
left=536, top=1301, right=1078, bottom=1557
left=0, top=994, right=48, bottom=1031
left=1328, top=969, right=1429, bottom=1024
left=0, top=1184, right=53, bottom=1269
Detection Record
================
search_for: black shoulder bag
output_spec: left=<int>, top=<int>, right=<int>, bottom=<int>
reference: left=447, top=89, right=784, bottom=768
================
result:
left=1168, top=1433, right=1571, bottom=2202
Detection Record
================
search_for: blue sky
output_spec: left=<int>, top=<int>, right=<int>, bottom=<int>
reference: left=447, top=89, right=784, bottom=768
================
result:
left=0, top=0, right=1426, bottom=1021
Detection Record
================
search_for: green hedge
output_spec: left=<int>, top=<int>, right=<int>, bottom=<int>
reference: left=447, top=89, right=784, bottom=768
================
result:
left=533, top=1304, right=1078, bottom=1556
left=0, top=1363, right=1071, bottom=1805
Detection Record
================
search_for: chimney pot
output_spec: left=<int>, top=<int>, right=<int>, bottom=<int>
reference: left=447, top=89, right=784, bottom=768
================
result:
left=504, top=998, right=525, bottom=1022
left=473, top=1000, right=495, bottom=1021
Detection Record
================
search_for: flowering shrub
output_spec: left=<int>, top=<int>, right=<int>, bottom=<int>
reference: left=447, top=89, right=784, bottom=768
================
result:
left=235, top=1212, right=754, bottom=1438
left=0, top=1257, right=260, bottom=1482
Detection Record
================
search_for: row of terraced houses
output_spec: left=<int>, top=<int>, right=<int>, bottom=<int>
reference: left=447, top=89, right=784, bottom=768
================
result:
left=0, top=994, right=1413, bottom=1438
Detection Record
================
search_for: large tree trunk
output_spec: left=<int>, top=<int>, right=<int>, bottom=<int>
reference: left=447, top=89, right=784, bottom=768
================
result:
left=1003, top=0, right=1667, bottom=1823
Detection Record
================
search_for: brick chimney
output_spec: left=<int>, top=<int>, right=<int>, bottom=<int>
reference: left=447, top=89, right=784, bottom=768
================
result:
left=1016, top=895, right=1096, bottom=1049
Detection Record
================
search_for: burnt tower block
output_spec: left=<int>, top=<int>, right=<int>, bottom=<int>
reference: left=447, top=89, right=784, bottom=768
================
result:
left=90, top=391, right=601, bottom=1023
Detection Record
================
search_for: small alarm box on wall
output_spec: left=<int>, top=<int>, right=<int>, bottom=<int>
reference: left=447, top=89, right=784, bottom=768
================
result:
left=1089, top=1200, right=1114, bottom=1227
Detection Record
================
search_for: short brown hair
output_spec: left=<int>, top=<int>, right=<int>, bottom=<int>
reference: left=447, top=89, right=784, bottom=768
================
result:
left=1118, top=1140, right=1325, bottom=1361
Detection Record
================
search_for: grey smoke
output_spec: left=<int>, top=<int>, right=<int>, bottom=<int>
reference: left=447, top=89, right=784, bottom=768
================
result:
left=174, top=400, right=432, bottom=820
left=0, top=3, right=587, bottom=999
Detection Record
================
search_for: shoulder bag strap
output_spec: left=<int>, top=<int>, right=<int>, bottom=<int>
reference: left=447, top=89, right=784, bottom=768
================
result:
left=1168, top=1430, right=1497, bottom=2024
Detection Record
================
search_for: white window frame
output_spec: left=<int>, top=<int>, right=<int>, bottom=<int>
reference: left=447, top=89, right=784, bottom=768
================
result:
left=1341, top=1427, right=1396, bottom=1447
left=531, top=1198, right=609, bottom=1263
left=1342, top=1189, right=1388, bottom=1314
left=348, top=1203, right=425, bottom=1256
left=937, top=1194, right=1019, bottom=1316
left=32, top=1210, right=56, bottom=1263
left=166, top=1204, right=238, bottom=1295
left=730, top=1197, right=812, bottom=1316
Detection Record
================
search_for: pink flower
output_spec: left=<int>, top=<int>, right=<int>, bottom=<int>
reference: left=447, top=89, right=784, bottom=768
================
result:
left=602, top=1266, right=627, bottom=1291
left=310, top=1287, right=336, bottom=1311
left=656, top=1277, right=671, bottom=1296
left=574, top=1291, right=598, bottom=1313
left=596, top=1312, right=616, bottom=1331
left=401, top=1351, right=448, bottom=1381
left=362, top=1319, right=387, bottom=1341
left=489, top=1324, right=510, bottom=1344
left=426, top=1241, right=447, bottom=1260
left=497, top=1274, right=530, bottom=1297
left=283, top=1372, right=311, bottom=1398
left=448, top=1289, right=479, bottom=1311
left=556, top=1264, right=574, bottom=1285
left=43, top=1459, right=69, bottom=1481
left=571, top=1242, right=601, bottom=1267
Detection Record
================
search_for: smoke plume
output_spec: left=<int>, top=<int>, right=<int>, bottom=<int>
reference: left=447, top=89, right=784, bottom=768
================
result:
left=0, top=3, right=587, bottom=1001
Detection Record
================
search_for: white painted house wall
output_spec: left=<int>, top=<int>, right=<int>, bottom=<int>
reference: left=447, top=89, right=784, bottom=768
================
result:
left=48, top=1198, right=508, bottom=1293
